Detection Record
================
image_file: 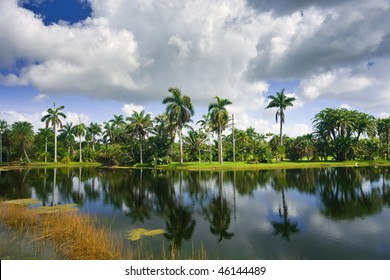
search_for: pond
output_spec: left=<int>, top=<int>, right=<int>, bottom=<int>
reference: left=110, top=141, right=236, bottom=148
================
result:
left=1, top=166, right=390, bottom=259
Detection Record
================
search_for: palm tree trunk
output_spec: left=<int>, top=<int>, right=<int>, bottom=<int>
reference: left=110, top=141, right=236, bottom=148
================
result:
left=54, top=123, right=57, bottom=162
left=45, top=136, right=48, bottom=162
left=218, top=127, right=223, bottom=164
left=140, top=136, right=143, bottom=164
left=92, top=137, right=95, bottom=151
left=0, top=134, right=2, bottom=163
left=179, top=128, right=183, bottom=164
left=279, top=120, right=283, bottom=147
left=79, top=136, right=82, bottom=163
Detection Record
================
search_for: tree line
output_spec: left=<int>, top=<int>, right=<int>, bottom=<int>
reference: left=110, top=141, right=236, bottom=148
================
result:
left=1, top=88, right=390, bottom=165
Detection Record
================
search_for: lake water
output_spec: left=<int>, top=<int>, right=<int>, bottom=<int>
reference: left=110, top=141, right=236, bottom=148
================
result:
left=1, top=166, right=390, bottom=259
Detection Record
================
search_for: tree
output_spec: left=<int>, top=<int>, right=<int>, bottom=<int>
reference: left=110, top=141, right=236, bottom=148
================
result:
left=197, top=112, right=214, bottom=162
left=377, top=118, right=390, bottom=160
left=10, top=121, right=34, bottom=161
left=0, top=120, right=8, bottom=163
left=313, top=108, right=376, bottom=161
left=183, top=127, right=207, bottom=162
left=41, top=103, right=66, bottom=162
left=126, top=110, right=153, bottom=164
left=73, top=123, right=86, bottom=163
left=88, top=122, right=102, bottom=151
left=37, top=128, right=53, bottom=162
left=162, top=87, right=194, bottom=164
left=265, top=89, right=295, bottom=155
left=59, top=122, right=75, bottom=155
left=208, top=96, right=232, bottom=164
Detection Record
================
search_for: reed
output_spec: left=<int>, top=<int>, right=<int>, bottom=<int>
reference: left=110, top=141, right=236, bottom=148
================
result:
left=0, top=199, right=207, bottom=260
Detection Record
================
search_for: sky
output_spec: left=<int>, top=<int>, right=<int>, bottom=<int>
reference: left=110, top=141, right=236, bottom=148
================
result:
left=1, top=0, right=390, bottom=137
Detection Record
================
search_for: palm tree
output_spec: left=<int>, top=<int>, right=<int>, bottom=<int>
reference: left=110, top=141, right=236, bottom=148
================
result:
left=162, top=87, right=194, bottom=164
left=208, top=96, right=232, bottom=164
left=377, top=118, right=390, bottom=160
left=183, top=127, right=207, bottom=162
left=10, top=121, right=35, bottom=161
left=37, top=128, right=52, bottom=162
left=126, top=110, right=153, bottom=164
left=41, top=103, right=66, bottom=162
left=88, top=122, right=102, bottom=151
left=73, top=123, right=86, bottom=162
left=59, top=122, right=75, bottom=155
left=265, top=89, right=295, bottom=149
left=0, top=120, right=8, bottom=163
left=197, top=112, right=214, bottom=162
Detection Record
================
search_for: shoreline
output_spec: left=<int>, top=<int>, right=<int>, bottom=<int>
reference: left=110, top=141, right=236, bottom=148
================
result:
left=1, top=160, right=389, bottom=171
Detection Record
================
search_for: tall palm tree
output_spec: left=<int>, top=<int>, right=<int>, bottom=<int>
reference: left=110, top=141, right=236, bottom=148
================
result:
left=162, top=87, right=194, bottom=164
left=73, top=123, right=86, bottom=163
left=10, top=121, right=35, bottom=161
left=88, top=122, right=102, bottom=151
left=41, top=103, right=66, bottom=162
left=0, top=120, right=8, bottom=163
left=208, top=96, right=232, bottom=164
left=265, top=89, right=295, bottom=149
left=126, top=110, right=153, bottom=164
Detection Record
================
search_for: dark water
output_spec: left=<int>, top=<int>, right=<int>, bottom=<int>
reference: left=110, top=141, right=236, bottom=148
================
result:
left=1, top=167, right=390, bottom=259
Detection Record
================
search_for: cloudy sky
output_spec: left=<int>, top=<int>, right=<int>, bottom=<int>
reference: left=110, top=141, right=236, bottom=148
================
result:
left=1, top=0, right=390, bottom=136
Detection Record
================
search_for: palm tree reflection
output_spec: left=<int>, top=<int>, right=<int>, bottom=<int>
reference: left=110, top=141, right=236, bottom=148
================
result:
left=270, top=170, right=299, bottom=241
left=203, top=172, right=234, bottom=242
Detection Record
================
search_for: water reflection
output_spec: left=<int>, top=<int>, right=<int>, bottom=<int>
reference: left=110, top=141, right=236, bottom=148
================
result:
left=1, top=167, right=390, bottom=259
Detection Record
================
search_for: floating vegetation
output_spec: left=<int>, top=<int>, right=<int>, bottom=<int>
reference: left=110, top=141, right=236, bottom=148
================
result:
left=32, top=204, right=78, bottom=214
left=3, top=198, right=40, bottom=206
left=128, top=228, right=166, bottom=241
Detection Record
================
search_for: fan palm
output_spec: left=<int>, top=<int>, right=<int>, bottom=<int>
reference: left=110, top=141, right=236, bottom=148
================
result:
left=208, top=96, right=232, bottom=164
left=265, top=89, right=295, bottom=148
left=126, top=110, right=153, bottom=164
left=162, top=87, right=194, bottom=164
left=41, top=103, right=66, bottom=162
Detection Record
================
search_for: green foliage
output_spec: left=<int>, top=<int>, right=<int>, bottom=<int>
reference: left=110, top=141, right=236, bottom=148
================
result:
left=97, top=145, right=129, bottom=166
left=61, top=155, right=72, bottom=164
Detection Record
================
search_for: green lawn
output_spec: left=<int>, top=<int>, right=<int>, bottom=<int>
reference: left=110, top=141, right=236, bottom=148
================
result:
left=1, top=160, right=390, bottom=171
left=158, top=160, right=390, bottom=171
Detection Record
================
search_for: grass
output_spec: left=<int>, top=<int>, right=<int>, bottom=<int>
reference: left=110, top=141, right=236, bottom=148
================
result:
left=0, top=161, right=101, bottom=171
left=0, top=199, right=207, bottom=260
left=157, top=160, right=390, bottom=171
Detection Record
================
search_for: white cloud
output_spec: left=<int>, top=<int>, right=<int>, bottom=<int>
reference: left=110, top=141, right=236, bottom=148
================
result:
left=0, top=110, right=45, bottom=131
left=121, top=103, right=145, bottom=116
left=63, top=111, right=91, bottom=126
left=1, top=0, right=390, bottom=133
left=33, top=94, right=48, bottom=101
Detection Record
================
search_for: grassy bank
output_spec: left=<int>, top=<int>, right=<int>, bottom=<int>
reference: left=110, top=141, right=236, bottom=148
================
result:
left=158, top=160, right=390, bottom=171
left=1, top=159, right=390, bottom=172
left=0, top=161, right=101, bottom=171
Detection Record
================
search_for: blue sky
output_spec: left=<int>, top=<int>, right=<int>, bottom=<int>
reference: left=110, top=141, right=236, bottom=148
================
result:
left=1, top=0, right=390, bottom=136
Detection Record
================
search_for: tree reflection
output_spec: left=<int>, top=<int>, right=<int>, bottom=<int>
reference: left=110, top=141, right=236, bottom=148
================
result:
left=319, top=168, right=383, bottom=220
left=164, top=204, right=196, bottom=249
left=270, top=170, right=299, bottom=241
left=203, top=172, right=234, bottom=242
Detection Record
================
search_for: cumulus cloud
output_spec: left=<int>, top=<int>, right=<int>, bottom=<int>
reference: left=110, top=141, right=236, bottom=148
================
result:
left=121, top=103, right=145, bottom=116
left=2, top=0, right=390, bottom=137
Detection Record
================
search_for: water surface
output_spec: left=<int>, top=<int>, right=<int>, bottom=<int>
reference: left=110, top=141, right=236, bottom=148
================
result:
left=1, top=167, right=389, bottom=259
